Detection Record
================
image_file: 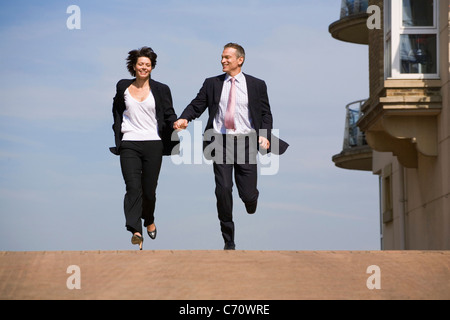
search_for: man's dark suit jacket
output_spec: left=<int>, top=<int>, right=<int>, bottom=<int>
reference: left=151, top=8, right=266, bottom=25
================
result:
left=110, top=78, right=179, bottom=156
left=179, top=73, right=288, bottom=155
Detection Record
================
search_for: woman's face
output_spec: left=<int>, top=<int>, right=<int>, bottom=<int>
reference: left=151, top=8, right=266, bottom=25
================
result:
left=134, top=57, right=152, bottom=80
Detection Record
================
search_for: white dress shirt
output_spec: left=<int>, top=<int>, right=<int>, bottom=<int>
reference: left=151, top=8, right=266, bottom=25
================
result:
left=213, top=72, right=254, bottom=134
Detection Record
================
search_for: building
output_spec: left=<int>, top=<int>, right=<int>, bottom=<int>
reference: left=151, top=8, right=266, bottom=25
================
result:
left=329, top=0, right=450, bottom=249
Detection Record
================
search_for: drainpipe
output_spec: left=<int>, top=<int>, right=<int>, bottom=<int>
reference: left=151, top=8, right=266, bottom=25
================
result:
left=398, top=164, right=407, bottom=250
left=379, top=176, right=384, bottom=250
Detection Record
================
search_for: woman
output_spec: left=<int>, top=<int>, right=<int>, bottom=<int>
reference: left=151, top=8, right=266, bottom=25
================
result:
left=110, top=47, right=179, bottom=250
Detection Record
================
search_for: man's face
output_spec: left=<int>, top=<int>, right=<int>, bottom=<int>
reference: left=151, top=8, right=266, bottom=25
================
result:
left=221, top=47, right=244, bottom=76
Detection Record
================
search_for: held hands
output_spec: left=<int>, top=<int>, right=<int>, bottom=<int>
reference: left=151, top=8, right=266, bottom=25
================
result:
left=173, top=119, right=270, bottom=150
left=173, top=119, right=188, bottom=131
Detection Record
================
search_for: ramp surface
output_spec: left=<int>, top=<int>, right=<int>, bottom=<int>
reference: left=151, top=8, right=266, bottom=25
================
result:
left=1, top=250, right=449, bottom=300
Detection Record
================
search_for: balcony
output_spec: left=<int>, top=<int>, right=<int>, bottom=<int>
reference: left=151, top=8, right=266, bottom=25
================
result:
left=333, top=100, right=373, bottom=171
left=329, top=0, right=370, bottom=45
left=357, top=80, right=442, bottom=168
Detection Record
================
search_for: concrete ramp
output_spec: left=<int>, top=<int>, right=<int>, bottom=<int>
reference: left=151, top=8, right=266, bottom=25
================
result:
left=1, top=250, right=449, bottom=300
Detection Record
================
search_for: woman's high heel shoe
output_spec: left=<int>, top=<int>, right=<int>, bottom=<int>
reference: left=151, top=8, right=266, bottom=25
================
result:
left=147, top=226, right=157, bottom=240
left=131, top=234, right=144, bottom=250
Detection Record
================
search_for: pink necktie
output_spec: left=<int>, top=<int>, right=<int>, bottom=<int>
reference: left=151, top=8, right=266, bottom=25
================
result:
left=225, top=77, right=236, bottom=130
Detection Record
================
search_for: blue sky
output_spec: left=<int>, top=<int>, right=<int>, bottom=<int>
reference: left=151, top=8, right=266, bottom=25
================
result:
left=0, top=0, right=379, bottom=251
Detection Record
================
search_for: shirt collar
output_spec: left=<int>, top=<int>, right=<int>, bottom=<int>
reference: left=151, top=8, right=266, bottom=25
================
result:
left=225, top=72, right=245, bottom=83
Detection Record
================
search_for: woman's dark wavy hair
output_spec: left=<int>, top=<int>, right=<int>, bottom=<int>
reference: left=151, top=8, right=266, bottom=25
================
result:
left=126, top=47, right=157, bottom=77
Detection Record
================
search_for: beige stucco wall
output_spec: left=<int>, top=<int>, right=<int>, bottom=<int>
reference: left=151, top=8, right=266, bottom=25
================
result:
left=371, top=0, right=450, bottom=250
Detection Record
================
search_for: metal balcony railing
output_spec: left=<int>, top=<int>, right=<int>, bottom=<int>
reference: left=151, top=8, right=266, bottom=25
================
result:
left=340, top=0, right=369, bottom=19
left=343, top=100, right=367, bottom=149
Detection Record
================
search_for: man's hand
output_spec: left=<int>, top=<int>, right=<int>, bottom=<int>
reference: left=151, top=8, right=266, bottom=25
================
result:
left=259, top=136, right=270, bottom=150
left=173, top=119, right=188, bottom=130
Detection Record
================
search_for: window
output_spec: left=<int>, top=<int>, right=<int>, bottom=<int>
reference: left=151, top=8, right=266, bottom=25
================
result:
left=400, top=34, right=437, bottom=74
left=402, top=0, right=434, bottom=27
left=385, top=0, right=439, bottom=79
left=384, top=0, right=392, bottom=78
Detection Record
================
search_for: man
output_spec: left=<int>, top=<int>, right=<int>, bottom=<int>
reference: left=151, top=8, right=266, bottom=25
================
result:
left=174, top=43, right=288, bottom=250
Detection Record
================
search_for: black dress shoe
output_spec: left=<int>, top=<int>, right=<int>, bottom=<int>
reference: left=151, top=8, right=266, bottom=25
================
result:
left=245, top=200, right=257, bottom=214
left=224, top=242, right=236, bottom=250
left=147, top=227, right=157, bottom=240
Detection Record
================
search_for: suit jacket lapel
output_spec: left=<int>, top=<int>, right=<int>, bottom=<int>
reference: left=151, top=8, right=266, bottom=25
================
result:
left=118, top=79, right=134, bottom=96
left=209, top=74, right=226, bottom=123
left=244, top=73, right=259, bottom=127
left=213, top=74, right=226, bottom=105
left=150, top=79, right=163, bottom=118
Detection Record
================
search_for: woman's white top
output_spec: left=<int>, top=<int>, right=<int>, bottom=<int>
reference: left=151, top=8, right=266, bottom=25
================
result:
left=121, top=88, right=161, bottom=141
